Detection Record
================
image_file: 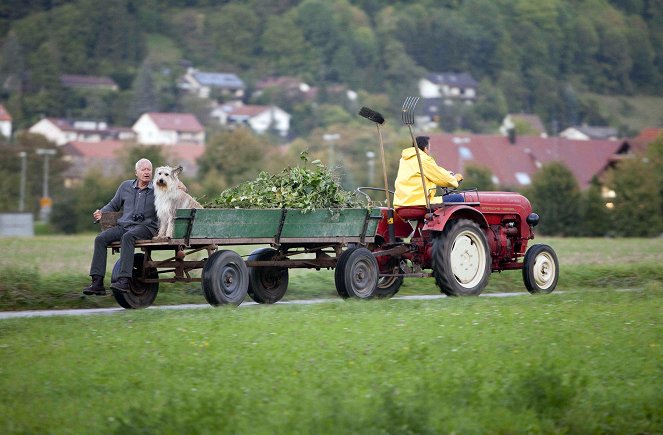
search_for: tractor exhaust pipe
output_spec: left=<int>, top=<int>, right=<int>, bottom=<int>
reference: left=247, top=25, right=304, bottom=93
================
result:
left=359, top=106, right=395, bottom=244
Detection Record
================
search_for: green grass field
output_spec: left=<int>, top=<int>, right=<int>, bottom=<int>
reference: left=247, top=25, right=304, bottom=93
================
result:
left=1, top=235, right=662, bottom=310
left=0, top=288, right=661, bottom=433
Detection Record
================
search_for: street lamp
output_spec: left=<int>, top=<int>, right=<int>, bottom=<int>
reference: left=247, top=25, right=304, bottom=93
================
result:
left=18, top=151, right=26, bottom=212
left=366, top=151, right=376, bottom=185
left=36, top=148, right=56, bottom=222
left=322, top=133, right=340, bottom=167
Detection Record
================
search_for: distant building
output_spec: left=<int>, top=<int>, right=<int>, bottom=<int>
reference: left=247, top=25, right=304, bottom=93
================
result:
left=0, top=104, right=12, bottom=138
left=560, top=125, right=619, bottom=141
left=132, top=112, right=205, bottom=145
left=210, top=103, right=291, bottom=137
left=419, top=72, right=478, bottom=103
left=178, top=68, right=245, bottom=99
left=61, top=140, right=205, bottom=187
left=60, top=74, right=118, bottom=91
left=428, top=132, right=625, bottom=190
left=500, top=114, right=548, bottom=138
left=29, top=118, right=135, bottom=145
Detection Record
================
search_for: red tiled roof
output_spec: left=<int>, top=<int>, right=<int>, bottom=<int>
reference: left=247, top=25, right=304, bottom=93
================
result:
left=226, top=105, right=270, bottom=117
left=629, top=128, right=662, bottom=153
left=0, top=104, right=11, bottom=121
left=145, top=113, right=204, bottom=132
left=63, top=140, right=126, bottom=158
left=428, top=133, right=623, bottom=189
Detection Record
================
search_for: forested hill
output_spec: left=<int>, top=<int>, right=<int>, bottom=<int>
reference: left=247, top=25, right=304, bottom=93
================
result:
left=1, top=0, right=662, bottom=134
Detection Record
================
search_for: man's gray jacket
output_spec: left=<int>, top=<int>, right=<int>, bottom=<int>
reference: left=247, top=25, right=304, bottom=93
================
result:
left=101, top=179, right=158, bottom=236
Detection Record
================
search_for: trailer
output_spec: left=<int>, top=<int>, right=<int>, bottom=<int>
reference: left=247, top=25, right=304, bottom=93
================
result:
left=103, top=207, right=382, bottom=309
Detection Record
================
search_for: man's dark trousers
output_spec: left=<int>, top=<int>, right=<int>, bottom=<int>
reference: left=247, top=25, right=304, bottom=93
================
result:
left=89, top=225, right=154, bottom=279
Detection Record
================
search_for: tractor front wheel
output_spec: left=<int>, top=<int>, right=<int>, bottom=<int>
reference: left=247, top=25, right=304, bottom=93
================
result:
left=432, top=219, right=491, bottom=296
left=523, top=244, right=559, bottom=294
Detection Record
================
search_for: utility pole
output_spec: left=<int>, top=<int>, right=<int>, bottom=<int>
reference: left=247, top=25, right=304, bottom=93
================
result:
left=322, top=133, right=340, bottom=167
left=36, top=148, right=56, bottom=222
left=18, top=151, right=27, bottom=212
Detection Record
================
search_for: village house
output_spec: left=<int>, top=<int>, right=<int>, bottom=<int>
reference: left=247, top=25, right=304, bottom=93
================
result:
left=427, top=132, right=626, bottom=190
left=419, top=72, right=478, bottom=103
left=559, top=125, right=619, bottom=141
left=500, top=113, right=548, bottom=138
left=210, top=103, right=291, bottom=137
left=253, top=76, right=316, bottom=101
left=61, top=140, right=204, bottom=187
left=0, top=104, right=12, bottom=139
left=60, top=74, right=119, bottom=91
left=132, top=112, right=205, bottom=145
left=178, top=68, right=245, bottom=99
left=29, top=118, right=135, bottom=145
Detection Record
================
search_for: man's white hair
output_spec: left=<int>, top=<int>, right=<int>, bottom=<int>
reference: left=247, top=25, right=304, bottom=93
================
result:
left=135, top=158, right=152, bottom=171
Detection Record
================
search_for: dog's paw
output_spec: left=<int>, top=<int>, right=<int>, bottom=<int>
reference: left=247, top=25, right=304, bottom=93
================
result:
left=152, top=236, right=169, bottom=242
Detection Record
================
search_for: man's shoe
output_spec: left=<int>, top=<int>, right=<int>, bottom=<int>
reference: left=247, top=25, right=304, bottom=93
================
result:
left=110, top=277, right=131, bottom=293
left=83, top=275, right=106, bottom=296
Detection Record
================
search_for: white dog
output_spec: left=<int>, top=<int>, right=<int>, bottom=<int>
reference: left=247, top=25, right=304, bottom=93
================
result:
left=153, top=165, right=203, bottom=239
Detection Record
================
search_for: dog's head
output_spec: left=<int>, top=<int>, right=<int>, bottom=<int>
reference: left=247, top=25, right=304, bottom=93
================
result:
left=154, top=165, right=183, bottom=191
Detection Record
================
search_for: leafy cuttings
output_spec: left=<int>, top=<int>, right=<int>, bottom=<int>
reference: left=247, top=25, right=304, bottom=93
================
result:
left=209, top=154, right=365, bottom=211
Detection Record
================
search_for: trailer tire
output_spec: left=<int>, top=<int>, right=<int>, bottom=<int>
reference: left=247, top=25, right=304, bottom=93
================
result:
left=523, top=244, right=559, bottom=294
left=111, top=253, right=159, bottom=309
left=432, top=219, right=491, bottom=296
left=334, top=247, right=378, bottom=299
left=201, top=250, right=248, bottom=306
left=247, top=247, right=289, bottom=304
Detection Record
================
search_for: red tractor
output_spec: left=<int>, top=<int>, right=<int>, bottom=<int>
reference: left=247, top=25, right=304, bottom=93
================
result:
left=357, top=99, right=559, bottom=298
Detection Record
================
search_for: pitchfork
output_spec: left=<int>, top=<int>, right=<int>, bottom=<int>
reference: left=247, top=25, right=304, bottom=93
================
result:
left=402, top=96, right=430, bottom=211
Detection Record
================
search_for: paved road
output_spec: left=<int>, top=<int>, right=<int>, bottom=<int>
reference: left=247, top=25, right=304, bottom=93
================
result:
left=0, top=292, right=537, bottom=320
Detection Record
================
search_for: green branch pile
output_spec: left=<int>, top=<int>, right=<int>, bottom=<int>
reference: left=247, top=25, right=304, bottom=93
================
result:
left=209, top=154, right=364, bottom=211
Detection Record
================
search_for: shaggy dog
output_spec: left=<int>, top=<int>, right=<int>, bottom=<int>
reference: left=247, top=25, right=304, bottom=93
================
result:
left=153, top=165, right=203, bottom=239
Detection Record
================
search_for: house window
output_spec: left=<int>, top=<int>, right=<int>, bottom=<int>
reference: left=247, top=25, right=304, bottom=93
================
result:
left=515, top=172, right=531, bottom=185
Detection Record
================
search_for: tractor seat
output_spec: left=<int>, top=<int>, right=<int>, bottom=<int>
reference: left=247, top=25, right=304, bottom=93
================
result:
left=395, top=206, right=428, bottom=220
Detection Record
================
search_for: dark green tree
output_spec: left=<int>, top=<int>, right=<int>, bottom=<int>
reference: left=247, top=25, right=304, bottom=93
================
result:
left=580, top=177, right=611, bottom=237
left=462, top=164, right=495, bottom=191
left=129, top=62, right=158, bottom=122
left=526, top=161, right=582, bottom=236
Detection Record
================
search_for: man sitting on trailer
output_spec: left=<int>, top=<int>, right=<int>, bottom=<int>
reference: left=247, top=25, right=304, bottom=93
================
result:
left=393, top=136, right=464, bottom=208
left=82, top=158, right=159, bottom=296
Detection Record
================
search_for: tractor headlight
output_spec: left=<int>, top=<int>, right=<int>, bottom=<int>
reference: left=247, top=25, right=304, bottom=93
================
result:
left=526, top=213, right=539, bottom=227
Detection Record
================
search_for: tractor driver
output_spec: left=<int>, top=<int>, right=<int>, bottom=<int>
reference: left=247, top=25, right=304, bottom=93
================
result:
left=393, top=135, right=464, bottom=208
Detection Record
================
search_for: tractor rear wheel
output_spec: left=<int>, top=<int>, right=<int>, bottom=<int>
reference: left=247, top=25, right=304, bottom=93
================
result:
left=523, top=244, right=559, bottom=293
left=432, top=219, right=491, bottom=296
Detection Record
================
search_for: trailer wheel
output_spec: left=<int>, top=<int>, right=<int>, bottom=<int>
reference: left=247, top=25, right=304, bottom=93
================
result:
left=334, top=247, right=378, bottom=299
left=247, top=247, right=289, bottom=304
left=523, top=244, right=559, bottom=294
left=433, top=219, right=491, bottom=296
left=111, top=253, right=159, bottom=309
left=201, top=250, right=248, bottom=306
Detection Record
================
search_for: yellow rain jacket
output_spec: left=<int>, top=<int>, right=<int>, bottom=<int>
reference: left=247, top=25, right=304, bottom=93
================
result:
left=393, top=147, right=459, bottom=207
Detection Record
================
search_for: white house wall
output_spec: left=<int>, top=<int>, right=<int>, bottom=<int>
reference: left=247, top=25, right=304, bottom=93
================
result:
left=0, top=120, right=11, bottom=138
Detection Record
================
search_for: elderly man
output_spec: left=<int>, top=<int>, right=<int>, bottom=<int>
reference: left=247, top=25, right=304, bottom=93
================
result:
left=393, top=135, right=464, bottom=208
left=83, top=158, right=159, bottom=295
